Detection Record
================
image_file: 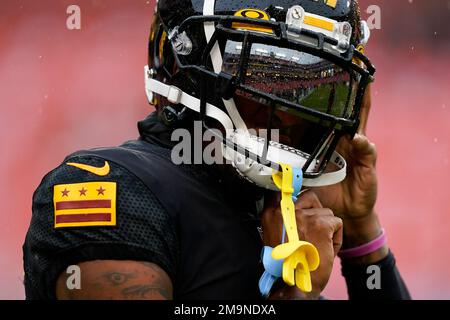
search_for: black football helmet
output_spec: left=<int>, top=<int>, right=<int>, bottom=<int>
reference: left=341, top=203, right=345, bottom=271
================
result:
left=145, top=0, right=375, bottom=189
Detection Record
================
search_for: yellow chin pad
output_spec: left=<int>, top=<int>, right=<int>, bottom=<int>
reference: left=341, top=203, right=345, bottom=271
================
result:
left=272, top=164, right=320, bottom=293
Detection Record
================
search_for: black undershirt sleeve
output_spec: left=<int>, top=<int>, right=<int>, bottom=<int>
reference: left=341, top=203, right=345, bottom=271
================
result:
left=341, top=251, right=411, bottom=300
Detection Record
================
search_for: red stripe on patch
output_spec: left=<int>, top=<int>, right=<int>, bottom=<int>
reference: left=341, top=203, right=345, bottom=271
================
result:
left=55, top=200, right=111, bottom=210
left=55, top=213, right=111, bottom=224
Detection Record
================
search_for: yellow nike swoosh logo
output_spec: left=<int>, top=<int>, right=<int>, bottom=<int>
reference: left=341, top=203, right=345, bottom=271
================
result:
left=66, top=161, right=110, bottom=176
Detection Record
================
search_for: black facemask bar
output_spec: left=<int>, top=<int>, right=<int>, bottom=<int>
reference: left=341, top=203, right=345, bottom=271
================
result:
left=164, top=14, right=375, bottom=177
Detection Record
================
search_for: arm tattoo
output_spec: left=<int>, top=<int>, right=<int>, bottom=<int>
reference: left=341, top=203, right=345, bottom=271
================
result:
left=56, top=260, right=173, bottom=300
left=119, top=264, right=172, bottom=299
left=103, top=272, right=136, bottom=287
left=103, top=272, right=137, bottom=286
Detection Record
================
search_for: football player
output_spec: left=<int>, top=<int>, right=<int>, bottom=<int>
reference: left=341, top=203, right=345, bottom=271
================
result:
left=23, top=0, right=410, bottom=300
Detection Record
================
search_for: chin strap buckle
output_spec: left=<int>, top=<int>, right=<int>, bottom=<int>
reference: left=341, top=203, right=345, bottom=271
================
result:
left=167, top=86, right=182, bottom=104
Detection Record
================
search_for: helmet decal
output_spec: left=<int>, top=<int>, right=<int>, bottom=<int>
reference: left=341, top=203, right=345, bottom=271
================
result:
left=232, top=9, right=273, bottom=34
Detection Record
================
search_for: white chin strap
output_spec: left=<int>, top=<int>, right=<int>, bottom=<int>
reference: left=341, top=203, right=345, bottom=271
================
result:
left=222, top=131, right=346, bottom=189
left=145, top=66, right=234, bottom=131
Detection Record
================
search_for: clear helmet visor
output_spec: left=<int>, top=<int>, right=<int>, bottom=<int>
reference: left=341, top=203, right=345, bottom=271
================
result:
left=221, top=40, right=358, bottom=159
left=222, top=41, right=359, bottom=119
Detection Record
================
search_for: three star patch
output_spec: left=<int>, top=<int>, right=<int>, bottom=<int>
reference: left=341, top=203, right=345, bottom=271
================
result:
left=53, top=181, right=117, bottom=228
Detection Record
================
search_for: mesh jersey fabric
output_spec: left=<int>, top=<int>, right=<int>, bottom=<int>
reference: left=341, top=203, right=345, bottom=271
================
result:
left=24, top=136, right=264, bottom=300
left=23, top=154, right=179, bottom=299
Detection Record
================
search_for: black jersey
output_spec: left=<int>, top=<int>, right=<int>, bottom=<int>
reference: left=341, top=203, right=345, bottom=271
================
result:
left=23, top=119, right=265, bottom=299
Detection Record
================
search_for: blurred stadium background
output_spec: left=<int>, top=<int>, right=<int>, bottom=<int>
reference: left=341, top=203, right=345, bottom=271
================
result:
left=0, top=0, right=449, bottom=299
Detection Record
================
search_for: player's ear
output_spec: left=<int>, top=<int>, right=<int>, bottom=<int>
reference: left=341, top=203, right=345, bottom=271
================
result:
left=358, top=83, right=372, bottom=135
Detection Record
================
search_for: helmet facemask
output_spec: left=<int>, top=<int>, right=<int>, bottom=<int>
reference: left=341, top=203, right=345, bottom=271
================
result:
left=145, top=4, right=375, bottom=190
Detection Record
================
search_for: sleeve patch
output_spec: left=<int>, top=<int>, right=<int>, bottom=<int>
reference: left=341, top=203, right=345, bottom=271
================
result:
left=53, top=181, right=117, bottom=228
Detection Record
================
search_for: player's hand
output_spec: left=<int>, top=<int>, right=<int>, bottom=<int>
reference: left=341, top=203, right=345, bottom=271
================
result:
left=262, top=190, right=343, bottom=299
left=311, top=133, right=378, bottom=220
